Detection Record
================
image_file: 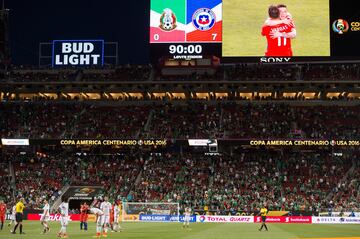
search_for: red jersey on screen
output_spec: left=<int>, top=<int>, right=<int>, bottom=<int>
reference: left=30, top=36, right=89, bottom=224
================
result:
left=262, top=23, right=294, bottom=56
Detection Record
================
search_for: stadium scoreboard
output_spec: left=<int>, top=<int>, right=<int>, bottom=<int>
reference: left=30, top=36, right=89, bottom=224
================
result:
left=150, top=0, right=222, bottom=61
left=150, top=0, right=360, bottom=63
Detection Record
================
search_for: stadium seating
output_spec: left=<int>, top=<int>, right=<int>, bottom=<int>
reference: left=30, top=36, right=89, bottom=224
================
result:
left=2, top=102, right=360, bottom=140
left=1, top=101, right=359, bottom=213
left=1, top=63, right=359, bottom=82
left=6, top=147, right=359, bottom=214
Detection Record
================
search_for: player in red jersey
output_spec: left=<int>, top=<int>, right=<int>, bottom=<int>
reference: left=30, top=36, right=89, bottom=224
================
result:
left=80, top=202, right=89, bottom=231
left=0, top=200, right=6, bottom=230
left=109, top=202, right=114, bottom=231
left=261, top=5, right=296, bottom=56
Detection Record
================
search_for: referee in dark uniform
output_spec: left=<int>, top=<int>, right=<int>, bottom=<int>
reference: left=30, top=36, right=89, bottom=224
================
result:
left=12, top=198, right=25, bottom=234
left=258, top=205, right=268, bottom=231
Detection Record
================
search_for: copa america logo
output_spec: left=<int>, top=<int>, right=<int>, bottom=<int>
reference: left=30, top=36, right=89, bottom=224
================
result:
left=192, top=8, right=216, bottom=31
left=332, top=19, right=349, bottom=34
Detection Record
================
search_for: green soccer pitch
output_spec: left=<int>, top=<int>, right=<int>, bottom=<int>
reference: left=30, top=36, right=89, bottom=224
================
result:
left=223, top=0, right=330, bottom=57
left=1, top=221, right=360, bottom=239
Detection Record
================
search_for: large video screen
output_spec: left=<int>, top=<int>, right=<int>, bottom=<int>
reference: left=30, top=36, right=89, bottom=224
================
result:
left=223, top=0, right=330, bottom=57
left=150, top=0, right=360, bottom=63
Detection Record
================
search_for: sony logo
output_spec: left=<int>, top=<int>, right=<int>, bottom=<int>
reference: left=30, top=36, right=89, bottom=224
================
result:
left=260, top=57, right=291, bottom=63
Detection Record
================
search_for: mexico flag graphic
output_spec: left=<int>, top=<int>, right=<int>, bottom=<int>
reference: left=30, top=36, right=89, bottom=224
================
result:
left=150, top=0, right=186, bottom=43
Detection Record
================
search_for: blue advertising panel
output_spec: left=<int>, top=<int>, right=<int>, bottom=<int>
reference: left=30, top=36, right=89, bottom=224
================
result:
left=52, top=40, right=104, bottom=67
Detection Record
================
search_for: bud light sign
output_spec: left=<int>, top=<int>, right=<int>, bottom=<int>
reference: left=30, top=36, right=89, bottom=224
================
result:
left=52, top=40, right=104, bottom=67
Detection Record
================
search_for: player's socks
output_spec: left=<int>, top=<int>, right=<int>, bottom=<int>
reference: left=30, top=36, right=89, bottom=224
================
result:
left=84, top=222, right=88, bottom=230
left=264, top=224, right=268, bottom=231
left=13, top=224, right=18, bottom=232
left=20, top=224, right=23, bottom=234
left=1, top=222, right=3, bottom=230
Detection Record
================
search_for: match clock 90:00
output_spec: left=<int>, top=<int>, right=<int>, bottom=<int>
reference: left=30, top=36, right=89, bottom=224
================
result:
left=169, top=44, right=203, bottom=55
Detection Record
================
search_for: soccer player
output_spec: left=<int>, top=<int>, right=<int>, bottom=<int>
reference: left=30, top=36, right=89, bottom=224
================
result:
left=100, top=196, right=112, bottom=237
left=261, top=5, right=296, bottom=56
left=80, top=202, right=90, bottom=231
left=112, top=200, right=122, bottom=232
left=8, top=205, right=16, bottom=229
left=267, top=4, right=296, bottom=39
left=258, top=205, right=268, bottom=231
left=264, top=4, right=294, bottom=27
left=0, top=200, right=6, bottom=230
left=12, top=197, right=25, bottom=234
left=90, top=205, right=105, bottom=238
left=40, top=199, right=50, bottom=234
left=183, top=206, right=191, bottom=229
left=57, top=196, right=69, bottom=238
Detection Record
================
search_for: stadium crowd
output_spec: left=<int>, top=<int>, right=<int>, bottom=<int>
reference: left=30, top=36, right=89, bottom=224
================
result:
left=0, top=101, right=359, bottom=215
left=1, top=63, right=359, bottom=82
left=2, top=102, right=360, bottom=140
left=1, top=147, right=359, bottom=215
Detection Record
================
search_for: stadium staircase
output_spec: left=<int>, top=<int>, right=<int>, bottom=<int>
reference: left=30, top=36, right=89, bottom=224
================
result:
left=50, top=185, right=70, bottom=212
left=61, top=106, right=88, bottom=138
left=8, top=161, right=16, bottom=201
left=325, top=158, right=357, bottom=202
left=140, top=109, right=154, bottom=138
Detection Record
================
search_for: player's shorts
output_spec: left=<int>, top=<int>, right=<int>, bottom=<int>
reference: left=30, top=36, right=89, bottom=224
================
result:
left=0, top=214, right=5, bottom=222
left=40, top=215, right=49, bottom=222
left=261, top=216, right=266, bottom=222
left=15, top=213, right=23, bottom=223
left=80, top=213, right=88, bottom=222
left=114, top=213, right=120, bottom=223
left=103, top=215, right=110, bottom=225
left=96, top=215, right=105, bottom=226
left=61, top=216, right=69, bottom=227
left=184, top=215, right=191, bottom=222
left=11, top=214, right=16, bottom=221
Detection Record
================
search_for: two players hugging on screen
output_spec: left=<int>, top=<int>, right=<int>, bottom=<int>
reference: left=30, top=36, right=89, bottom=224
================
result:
left=261, top=4, right=296, bottom=57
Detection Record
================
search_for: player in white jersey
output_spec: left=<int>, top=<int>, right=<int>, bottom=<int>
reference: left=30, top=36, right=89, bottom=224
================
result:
left=112, top=201, right=122, bottom=232
left=8, top=205, right=16, bottom=229
left=183, top=207, right=191, bottom=229
left=90, top=206, right=104, bottom=238
left=40, top=200, right=50, bottom=234
left=100, top=196, right=112, bottom=237
left=57, top=197, right=69, bottom=238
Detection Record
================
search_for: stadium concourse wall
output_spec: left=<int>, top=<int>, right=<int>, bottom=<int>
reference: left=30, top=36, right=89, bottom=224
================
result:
left=19, top=214, right=360, bottom=224
left=2, top=138, right=360, bottom=148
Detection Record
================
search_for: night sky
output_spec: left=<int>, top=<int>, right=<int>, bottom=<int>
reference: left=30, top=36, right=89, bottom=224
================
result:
left=6, top=0, right=150, bottom=65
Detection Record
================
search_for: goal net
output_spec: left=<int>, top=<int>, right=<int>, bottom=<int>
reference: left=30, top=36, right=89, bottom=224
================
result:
left=122, top=202, right=180, bottom=222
